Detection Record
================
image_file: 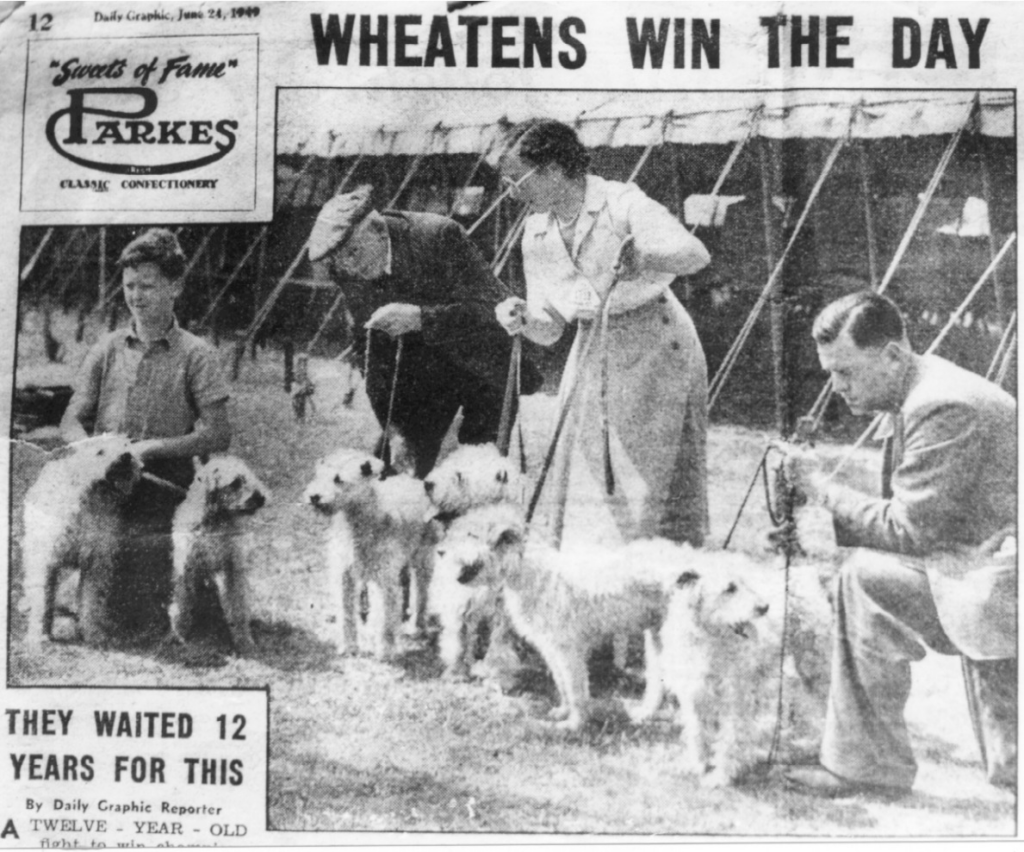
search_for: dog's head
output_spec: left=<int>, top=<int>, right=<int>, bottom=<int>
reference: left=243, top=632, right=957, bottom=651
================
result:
left=423, top=444, right=520, bottom=516
left=65, top=434, right=143, bottom=497
left=195, top=456, right=269, bottom=514
left=303, top=448, right=384, bottom=514
left=435, top=503, right=525, bottom=587
left=671, top=569, right=769, bottom=640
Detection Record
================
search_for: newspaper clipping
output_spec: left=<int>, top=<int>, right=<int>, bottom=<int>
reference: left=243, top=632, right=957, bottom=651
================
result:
left=0, top=0, right=1018, bottom=843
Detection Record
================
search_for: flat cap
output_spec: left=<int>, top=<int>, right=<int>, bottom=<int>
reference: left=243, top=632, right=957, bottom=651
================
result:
left=308, top=183, right=375, bottom=263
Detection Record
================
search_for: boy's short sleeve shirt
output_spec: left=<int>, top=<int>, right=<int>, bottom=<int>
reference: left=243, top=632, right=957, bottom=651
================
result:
left=74, top=321, right=229, bottom=440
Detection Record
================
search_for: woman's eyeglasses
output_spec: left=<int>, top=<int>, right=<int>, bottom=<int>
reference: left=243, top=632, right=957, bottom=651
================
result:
left=500, top=166, right=538, bottom=197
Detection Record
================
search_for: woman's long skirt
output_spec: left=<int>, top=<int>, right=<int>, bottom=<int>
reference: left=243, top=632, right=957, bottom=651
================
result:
left=533, top=291, right=709, bottom=550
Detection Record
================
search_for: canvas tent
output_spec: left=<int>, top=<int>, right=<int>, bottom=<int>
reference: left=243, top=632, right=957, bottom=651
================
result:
left=18, top=88, right=1016, bottom=433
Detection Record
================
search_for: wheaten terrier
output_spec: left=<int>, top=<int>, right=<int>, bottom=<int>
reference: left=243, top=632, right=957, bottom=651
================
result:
left=21, top=435, right=142, bottom=647
left=659, top=561, right=770, bottom=787
left=657, top=548, right=833, bottom=786
left=424, top=444, right=525, bottom=682
left=448, top=503, right=680, bottom=729
left=423, top=443, right=523, bottom=519
left=304, top=448, right=435, bottom=660
left=169, top=456, right=269, bottom=656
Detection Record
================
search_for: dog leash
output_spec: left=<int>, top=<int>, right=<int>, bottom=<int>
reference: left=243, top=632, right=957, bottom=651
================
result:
left=141, top=471, right=188, bottom=498
left=496, top=336, right=530, bottom=474
left=526, top=235, right=634, bottom=525
left=496, top=335, right=520, bottom=458
left=374, top=332, right=404, bottom=473
left=598, top=275, right=617, bottom=495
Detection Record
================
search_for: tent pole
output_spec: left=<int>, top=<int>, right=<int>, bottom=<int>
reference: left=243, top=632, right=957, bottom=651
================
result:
left=986, top=311, right=1016, bottom=382
left=877, top=98, right=976, bottom=296
left=34, top=227, right=80, bottom=297
left=305, top=288, right=347, bottom=355
left=709, top=134, right=846, bottom=412
left=204, top=155, right=364, bottom=332
left=757, top=136, right=786, bottom=435
left=994, top=329, right=1016, bottom=388
left=826, top=231, right=1016, bottom=482
left=927, top=232, right=1015, bottom=353
left=805, top=106, right=975, bottom=433
left=20, top=228, right=54, bottom=283
left=857, top=141, right=880, bottom=288
left=385, top=151, right=426, bottom=210
left=447, top=147, right=490, bottom=217
left=251, top=230, right=268, bottom=362
left=97, top=228, right=107, bottom=314
left=979, top=141, right=1007, bottom=325
left=230, top=155, right=368, bottom=374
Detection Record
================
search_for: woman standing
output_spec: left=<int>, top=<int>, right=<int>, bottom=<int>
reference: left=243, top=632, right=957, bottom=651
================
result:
left=496, top=120, right=711, bottom=549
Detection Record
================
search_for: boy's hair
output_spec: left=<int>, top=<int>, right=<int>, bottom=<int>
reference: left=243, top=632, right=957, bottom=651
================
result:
left=118, top=228, right=187, bottom=281
left=812, top=291, right=906, bottom=349
left=503, top=119, right=591, bottom=179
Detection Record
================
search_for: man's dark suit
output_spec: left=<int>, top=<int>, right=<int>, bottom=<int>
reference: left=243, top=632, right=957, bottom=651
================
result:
left=331, top=211, right=536, bottom=477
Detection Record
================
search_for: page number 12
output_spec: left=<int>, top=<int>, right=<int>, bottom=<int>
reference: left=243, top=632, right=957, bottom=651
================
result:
left=30, top=13, right=53, bottom=30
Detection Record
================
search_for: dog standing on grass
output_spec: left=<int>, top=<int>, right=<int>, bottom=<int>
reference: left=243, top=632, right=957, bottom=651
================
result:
left=304, top=448, right=435, bottom=660
left=169, top=456, right=269, bottom=656
left=445, top=502, right=680, bottom=730
left=21, top=435, right=142, bottom=647
left=655, top=547, right=833, bottom=787
left=424, top=444, right=524, bottom=681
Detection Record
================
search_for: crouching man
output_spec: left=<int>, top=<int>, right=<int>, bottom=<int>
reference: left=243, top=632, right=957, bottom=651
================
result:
left=779, top=291, right=1016, bottom=798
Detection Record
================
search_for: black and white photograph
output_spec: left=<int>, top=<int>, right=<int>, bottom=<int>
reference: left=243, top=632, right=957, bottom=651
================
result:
left=6, top=79, right=1016, bottom=836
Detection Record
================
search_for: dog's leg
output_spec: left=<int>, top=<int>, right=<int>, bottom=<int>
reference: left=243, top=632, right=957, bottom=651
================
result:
left=338, top=568, right=359, bottom=655
left=327, top=520, right=356, bottom=650
left=531, top=637, right=571, bottom=722
left=22, top=554, right=56, bottom=648
left=382, top=576, right=402, bottom=660
left=168, top=538, right=195, bottom=645
left=630, top=628, right=665, bottom=723
left=364, top=579, right=394, bottom=660
left=612, top=632, right=630, bottom=670
left=438, top=607, right=470, bottom=679
left=213, top=556, right=256, bottom=657
left=409, top=544, right=433, bottom=636
left=677, top=685, right=710, bottom=778
left=474, top=607, right=522, bottom=690
left=552, top=645, right=591, bottom=731
left=704, top=678, right=744, bottom=788
left=78, top=558, right=115, bottom=647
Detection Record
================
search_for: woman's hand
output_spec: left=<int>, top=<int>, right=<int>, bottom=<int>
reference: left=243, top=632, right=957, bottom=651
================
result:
left=496, top=297, right=528, bottom=335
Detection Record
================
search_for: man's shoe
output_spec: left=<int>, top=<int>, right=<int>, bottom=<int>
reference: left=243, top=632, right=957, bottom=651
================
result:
left=784, top=766, right=910, bottom=801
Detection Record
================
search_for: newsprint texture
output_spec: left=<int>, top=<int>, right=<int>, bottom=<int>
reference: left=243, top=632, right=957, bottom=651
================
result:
left=0, top=0, right=1019, bottom=844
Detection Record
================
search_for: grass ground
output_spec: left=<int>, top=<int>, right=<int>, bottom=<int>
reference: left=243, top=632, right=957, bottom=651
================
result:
left=7, top=314, right=1016, bottom=836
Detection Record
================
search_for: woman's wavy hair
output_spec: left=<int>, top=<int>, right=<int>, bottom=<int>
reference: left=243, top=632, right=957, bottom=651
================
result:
left=504, top=119, right=590, bottom=179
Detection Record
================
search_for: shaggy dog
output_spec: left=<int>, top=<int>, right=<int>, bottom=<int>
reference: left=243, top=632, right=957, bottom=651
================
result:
left=424, top=444, right=524, bottom=681
left=169, top=456, right=269, bottom=656
left=655, top=548, right=833, bottom=787
left=448, top=503, right=679, bottom=729
left=658, top=562, right=771, bottom=787
left=431, top=508, right=506, bottom=679
left=21, top=435, right=142, bottom=647
left=423, top=443, right=523, bottom=518
left=304, top=448, right=435, bottom=659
